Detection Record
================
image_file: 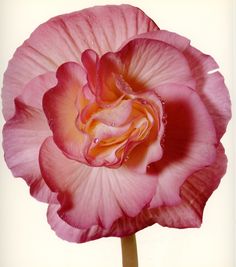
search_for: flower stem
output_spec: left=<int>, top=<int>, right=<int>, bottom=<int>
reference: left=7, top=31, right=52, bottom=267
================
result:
left=121, top=234, right=138, bottom=267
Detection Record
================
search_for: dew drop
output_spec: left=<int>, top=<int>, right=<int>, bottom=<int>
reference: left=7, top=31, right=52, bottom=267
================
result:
left=124, top=156, right=129, bottom=162
left=93, top=138, right=99, bottom=144
left=161, top=100, right=165, bottom=106
left=140, top=99, right=147, bottom=105
left=162, top=114, right=168, bottom=125
left=160, top=134, right=166, bottom=148
left=162, top=114, right=167, bottom=120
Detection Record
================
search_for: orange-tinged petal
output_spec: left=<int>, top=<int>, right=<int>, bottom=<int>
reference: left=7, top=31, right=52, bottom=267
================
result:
left=43, top=62, right=90, bottom=163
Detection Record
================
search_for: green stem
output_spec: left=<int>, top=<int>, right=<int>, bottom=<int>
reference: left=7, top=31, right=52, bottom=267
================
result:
left=121, top=234, right=138, bottom=267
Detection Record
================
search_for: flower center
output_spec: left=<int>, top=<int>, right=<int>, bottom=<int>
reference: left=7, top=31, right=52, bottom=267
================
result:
left=76, top=94, right=158, bottom=168
left=43, top=52, right=164, bottom=169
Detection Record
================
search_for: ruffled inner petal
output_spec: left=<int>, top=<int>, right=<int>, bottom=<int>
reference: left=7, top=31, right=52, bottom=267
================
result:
left=125, top=91, right=165, bottom=173
left=95, top=37, right=195, bottom=103
left=81, top=49, right=99, bottom=93
left=43, top=62, right=91, bottom=163
left=118, top=38, right=195, bottom=91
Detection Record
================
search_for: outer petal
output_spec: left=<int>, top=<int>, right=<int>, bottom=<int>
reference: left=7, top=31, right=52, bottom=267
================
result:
left=3, top=72, right=57, bottom=203
left=47, top=203, right=153, bottom=243
left=2, top=4, right=159, bottom=120
left=47, top=204, right=129, bottom=243
left=47, top=144, right=226, bottom=243
left=39, top=137, right=157, bottom=229
left=121, top=30, right=190, bottom=52
left=184, top=46, right=231, bottom=139
left=150, top=84, right=217, bottom=207
left=3, top=99, right=56, bottom=203
left=18, top=72, right=57, bottom=109
left=150, top=143, right=227, bottom=228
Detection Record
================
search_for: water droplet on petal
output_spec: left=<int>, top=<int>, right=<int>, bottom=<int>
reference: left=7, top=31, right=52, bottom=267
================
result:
left=124, top=156, right=129, bottom=162
left=140, top=99, right=147, bottom=105
left=94, top=138, right=99, bottom=144
left=160, top=134, right=166, bottom=148
left=162, top=114, right=168, bottom=125
left=162, top=114, right=167, bottom=120
left=161, top=100, right=165, bottom=106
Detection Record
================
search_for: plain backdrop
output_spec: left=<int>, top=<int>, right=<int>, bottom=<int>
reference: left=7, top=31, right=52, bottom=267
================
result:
left=0, top=0, right=235, bottom=267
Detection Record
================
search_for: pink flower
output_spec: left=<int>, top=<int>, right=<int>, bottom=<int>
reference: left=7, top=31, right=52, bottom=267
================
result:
left=2, top=5, right=231, bottom=243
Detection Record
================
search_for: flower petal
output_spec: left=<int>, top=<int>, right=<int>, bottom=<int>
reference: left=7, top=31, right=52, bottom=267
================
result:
left=92, top=99, right=133, bottom=127
left=150, top=143, right=227, bottom=228
left=47, top=144, right=227, bottom=243
left=118, top=38, right=195, bottom=91
left=3, top=99, right=56, bottom=203
left=150, top=84, right=217, bottom=207
left=2, top=5, right=158, bottom=120
left=121, top=30, right=190, bottom=52
left=43, top=62, right=90, bottom=163
left=47, top=203, right=153, bottom=243
left=18, top=72, right=57, bottom=109
left=96, top=38, right=194, bottom=103
left=125, top=91, right=165, bottom=173
left=184, top=46, right=231, bottom=139
left=96, top=52, right=124, bottom=103
left=40, top=137, right=157, bottom=229
left=81, top=49, right=99, bottom=93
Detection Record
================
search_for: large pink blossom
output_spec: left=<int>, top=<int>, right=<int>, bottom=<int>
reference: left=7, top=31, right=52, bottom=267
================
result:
left=2, top=5, right=231, bottom=243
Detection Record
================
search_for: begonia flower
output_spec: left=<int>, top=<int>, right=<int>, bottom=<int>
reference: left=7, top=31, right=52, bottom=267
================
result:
left=2, top=4, right=231, bottom=266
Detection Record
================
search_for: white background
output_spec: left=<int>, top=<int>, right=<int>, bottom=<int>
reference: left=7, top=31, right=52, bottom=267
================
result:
left=0, top=0, right=235, bottom=267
